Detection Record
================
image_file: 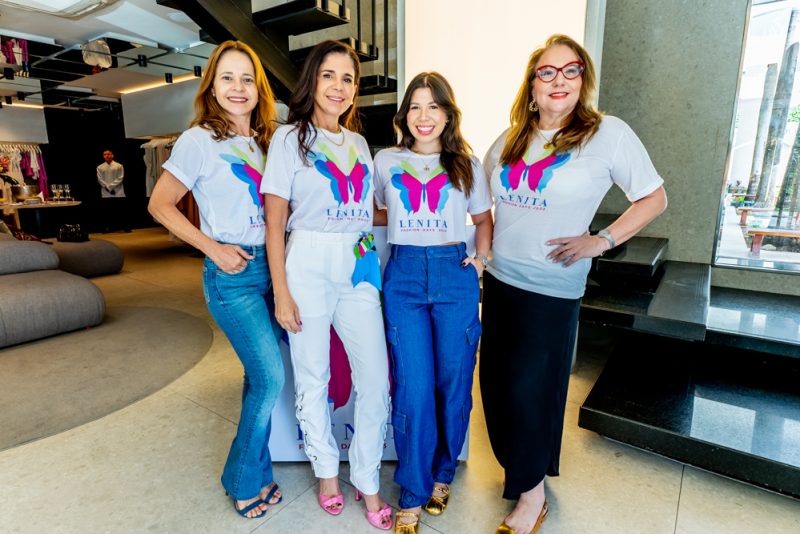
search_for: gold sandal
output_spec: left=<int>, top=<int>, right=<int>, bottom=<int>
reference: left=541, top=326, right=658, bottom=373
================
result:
left=496, top=499, right=548, bottom=534
left=423, top=483, right=450, bottom=516
left=394, top=510, right=420, bottom=534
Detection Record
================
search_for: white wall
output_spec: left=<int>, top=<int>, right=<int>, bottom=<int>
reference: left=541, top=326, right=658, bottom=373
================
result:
left=402, top=0, right=587, bottom=159
left=122, top=79, right=200, bottom=138
left=0, top=106, right=49, bottom=143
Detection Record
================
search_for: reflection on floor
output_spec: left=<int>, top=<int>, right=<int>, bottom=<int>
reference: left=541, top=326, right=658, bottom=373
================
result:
left=0, top=228, right=797, bottom=533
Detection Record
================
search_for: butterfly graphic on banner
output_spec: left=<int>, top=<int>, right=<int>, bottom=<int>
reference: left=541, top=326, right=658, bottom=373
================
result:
left=327, top=326, right=392, bottom=410
left=220, top=146, right=266, bottom=207
left=390, top=160, right=452, bottom=215
left=499, top=146, right=570, bottom=193
left=310, top=143, right=371, bottom=205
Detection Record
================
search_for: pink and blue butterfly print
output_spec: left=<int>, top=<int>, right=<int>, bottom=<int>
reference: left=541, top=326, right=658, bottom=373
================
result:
left=499, top=148, right=570, bottom=193
left=310, top=143, right=371, bottom=205
left=220, top=146, right=265, bottom=207
left=390, top=160, right=452, bottom=215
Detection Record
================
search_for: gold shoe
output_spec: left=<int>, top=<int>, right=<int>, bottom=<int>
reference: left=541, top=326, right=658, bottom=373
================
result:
left=423, top=483, right=450, bottom=516
left=394, top=510, right=420, bottom=534
left=496, top=499, right=548, bottom=534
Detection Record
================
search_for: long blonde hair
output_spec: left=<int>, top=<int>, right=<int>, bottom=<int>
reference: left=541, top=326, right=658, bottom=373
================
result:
left=500, top=34, right=602, bottom=165
left=191, top=40, right=277, bottom=153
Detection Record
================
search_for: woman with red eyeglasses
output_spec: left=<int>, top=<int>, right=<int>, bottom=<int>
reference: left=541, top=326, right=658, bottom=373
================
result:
left=480, top=35, right=667, bottom=534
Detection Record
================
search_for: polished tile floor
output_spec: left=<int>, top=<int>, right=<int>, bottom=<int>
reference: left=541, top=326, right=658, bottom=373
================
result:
left=1, top=228, right=798, bottom=533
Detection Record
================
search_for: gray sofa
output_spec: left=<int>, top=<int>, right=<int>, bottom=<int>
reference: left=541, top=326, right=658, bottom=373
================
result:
left=0, top=233, right=106, bottom=348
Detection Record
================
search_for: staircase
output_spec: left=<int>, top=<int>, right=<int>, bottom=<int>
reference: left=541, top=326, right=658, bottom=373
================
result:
left=578, top=213, right=800, bottom=500
left=158, top=0, right=397, bottom=107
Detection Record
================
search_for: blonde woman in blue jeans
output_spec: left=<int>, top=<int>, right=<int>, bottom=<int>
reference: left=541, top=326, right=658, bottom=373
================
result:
left=149, top=40, right=284, bottom=519
left=373, top=72, right=493, bottom=533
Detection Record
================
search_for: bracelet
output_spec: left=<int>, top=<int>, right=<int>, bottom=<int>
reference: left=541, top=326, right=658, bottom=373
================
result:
left=598, top=228, right=616, bottom=249
left=474, top=254, right=489, bottom=269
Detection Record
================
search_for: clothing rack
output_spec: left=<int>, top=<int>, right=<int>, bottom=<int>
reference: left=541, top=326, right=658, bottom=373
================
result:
left=0, top=142, right=49, bottom=197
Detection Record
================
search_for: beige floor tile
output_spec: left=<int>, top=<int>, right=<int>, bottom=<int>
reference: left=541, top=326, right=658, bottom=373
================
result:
left=676, top=467, right=800, bottom=534
left=0, top=389, right=316, bottom=534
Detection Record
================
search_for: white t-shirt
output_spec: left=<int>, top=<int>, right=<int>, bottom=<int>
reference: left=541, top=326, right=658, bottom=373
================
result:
left=261, top=124, right=374, bottom=233
left=373, top=147, right=492, bottom=246
left=484, top=116, right=664, bottom=299
left=163, top=125, right=267, bottom=246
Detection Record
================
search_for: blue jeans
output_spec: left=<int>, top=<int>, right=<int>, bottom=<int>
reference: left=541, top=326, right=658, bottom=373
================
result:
left=383, top=243, right=482, bottom=509
left=202, top=245, right=285, bottom=500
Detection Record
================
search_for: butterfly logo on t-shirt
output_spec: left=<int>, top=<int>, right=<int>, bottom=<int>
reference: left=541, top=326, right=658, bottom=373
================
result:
left=220, top=146, right=266, bottom=207
left=390, top=161, right=452, bottom=215
left=499, top=144, right=571, bottom=193
left=310, top=143, right=371, bottom=205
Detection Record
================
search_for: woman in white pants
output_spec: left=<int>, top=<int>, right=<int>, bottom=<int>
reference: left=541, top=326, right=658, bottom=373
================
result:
left=263, top=40, right=392, bottom=530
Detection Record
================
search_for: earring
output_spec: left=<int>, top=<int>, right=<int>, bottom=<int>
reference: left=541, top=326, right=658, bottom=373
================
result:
left=529, top=100, right=538, bottom=113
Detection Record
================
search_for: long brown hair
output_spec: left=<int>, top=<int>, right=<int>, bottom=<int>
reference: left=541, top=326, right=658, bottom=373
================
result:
left=191, top=40, right=277, bottom=153
left=395, top=72, right=474, bottom=196
left=287, top=40, right=362, bottom=161
left=500, top=34, right=602, bottom=165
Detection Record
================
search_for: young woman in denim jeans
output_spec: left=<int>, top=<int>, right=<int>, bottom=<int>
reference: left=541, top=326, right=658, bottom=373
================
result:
left=149, top=40, right=285, bottom=519
left=373, top=72, right=494, bottom=533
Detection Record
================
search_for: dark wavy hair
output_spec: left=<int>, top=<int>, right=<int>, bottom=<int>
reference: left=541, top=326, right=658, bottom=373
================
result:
left=394, top=72, right=474, bottom=196
left=190, top=40, right=276, bottom=153
left=501, top=34, right=602, bottom=165
left=287, top=40, right=362, bottom=162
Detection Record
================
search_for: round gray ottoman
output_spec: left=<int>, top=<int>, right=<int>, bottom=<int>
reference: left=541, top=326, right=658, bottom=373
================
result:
left=0, top=270, right=105, bottom=348
left=49, top=239, right=124, bottom=278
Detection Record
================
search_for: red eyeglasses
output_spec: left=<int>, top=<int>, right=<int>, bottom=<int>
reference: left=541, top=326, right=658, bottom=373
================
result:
left=534, top=61, right=585, bottom=83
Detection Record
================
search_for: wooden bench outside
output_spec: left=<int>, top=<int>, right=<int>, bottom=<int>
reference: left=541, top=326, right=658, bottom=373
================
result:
left=747, top=228, right=800, bottom=256
left=735, top=206, right=774, bottom=226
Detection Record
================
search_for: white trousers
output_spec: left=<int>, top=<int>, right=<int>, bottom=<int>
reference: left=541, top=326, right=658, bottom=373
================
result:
left=285, top=230, right=390, bottom=494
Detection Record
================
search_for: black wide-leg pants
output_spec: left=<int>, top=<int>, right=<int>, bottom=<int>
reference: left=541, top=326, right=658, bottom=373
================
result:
left=479, top=272, right=580, bottom=500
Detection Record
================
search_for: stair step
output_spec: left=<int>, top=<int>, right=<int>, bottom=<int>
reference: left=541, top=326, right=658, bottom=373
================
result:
left=358, top=75, right=397, bottom=96
left=582, top=260, right=709, bottom=341
left=578, top=331, right=800, bottom=499
left=595, top=236, right=668, bottom=278
left=253, top=0, right=350, bottom=36
left=705, top=287, right=800, bottom=358
left=290, top=37, right=379, bottom=65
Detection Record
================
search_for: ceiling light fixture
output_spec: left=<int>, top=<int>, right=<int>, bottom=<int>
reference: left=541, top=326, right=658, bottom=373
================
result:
left=164, top=73, right=173, bottom=84
left=193, top=66, right=202, bottom=77
left=0, top=1, right=119, bottom=19
left=119, top=73, right=196, bottom=95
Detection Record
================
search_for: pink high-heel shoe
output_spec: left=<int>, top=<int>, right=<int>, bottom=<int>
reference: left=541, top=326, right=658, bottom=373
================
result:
left=355, top=490, right=393, bottom=530
left=318, top=492, right=344, bottom=516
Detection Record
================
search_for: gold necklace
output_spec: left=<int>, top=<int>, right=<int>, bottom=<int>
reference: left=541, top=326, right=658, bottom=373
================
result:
left=319, top=127, right=345, bottom=147
left=234, top=130, right=256, bottom=152
left=411, top=149, right=438, bottom=172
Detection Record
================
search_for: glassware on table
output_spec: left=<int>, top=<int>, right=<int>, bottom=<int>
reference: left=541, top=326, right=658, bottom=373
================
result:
left=50, top=184, right=58, bottom=201
left=63, top=184, right=72, bottom=201
left=55, top=184, right=63, bottom=201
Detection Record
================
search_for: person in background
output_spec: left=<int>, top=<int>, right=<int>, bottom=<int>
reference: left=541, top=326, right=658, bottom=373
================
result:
left=148, top=40, right=285, bottom=520
left=480, top=34, right=668, bottom=534
left=96, top=149, right=130, bottom=232
left=372, top=71, right=493, bottom=534
left=263, top=39, right=393, bottom=531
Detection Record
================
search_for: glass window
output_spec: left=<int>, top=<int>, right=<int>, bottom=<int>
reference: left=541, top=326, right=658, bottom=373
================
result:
left=716, top=0, right=800, bottom=273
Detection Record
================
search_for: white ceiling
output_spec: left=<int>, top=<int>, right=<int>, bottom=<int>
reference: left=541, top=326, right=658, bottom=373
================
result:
left=0, top=0, right=202, bottom=49
left=0, top=1, right=215, bottom=102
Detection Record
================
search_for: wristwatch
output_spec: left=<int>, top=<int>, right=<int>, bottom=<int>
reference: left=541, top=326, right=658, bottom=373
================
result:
left=474, top=254, right=489, bottom=269
left=597, top=228, right=616, bottom=251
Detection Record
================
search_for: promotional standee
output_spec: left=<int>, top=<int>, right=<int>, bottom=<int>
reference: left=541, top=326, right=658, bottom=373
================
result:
left=268, top=226, right=476, bottom=461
